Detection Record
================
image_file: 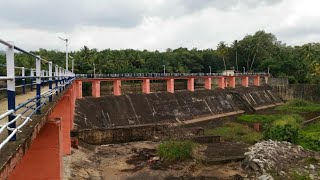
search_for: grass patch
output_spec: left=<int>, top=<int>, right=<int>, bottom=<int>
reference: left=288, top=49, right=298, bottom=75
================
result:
left=271, top=114, right=303, bottom=127
left=205, top=122, right=262, bottom=144
left=238, top=114, right=303, bottom=126
left=290, top=170, right=312, bottom=180
left=157, top=140, right=196, bottom=161
left=238, top=114, right=282, bottom=123
left=276, top=99, right=320, bottom=113
left=304, top=157, right=319, bottom=165
left=298, top=122, right=320, bottom=151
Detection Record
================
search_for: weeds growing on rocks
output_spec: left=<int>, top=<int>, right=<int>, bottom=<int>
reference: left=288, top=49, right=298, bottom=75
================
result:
left=157, top=140, right=196, bottom=161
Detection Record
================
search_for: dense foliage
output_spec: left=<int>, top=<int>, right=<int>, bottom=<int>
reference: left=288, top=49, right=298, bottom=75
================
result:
left=263, top=124, right=300, bottom=143
left=1, top=30, right=320, bottom=83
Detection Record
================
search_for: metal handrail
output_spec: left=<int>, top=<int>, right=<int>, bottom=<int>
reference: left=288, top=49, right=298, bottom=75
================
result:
left=0, top=37, right=75, bottom=150
left=75, top=72, right=270, bottom=78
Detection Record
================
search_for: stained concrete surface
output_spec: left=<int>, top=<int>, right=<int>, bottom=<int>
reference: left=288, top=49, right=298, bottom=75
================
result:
left=74, top=86, right=282, bottom=130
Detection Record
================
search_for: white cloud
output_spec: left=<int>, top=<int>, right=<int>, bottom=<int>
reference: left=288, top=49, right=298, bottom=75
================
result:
left=0, top=0, right=319, bottom=51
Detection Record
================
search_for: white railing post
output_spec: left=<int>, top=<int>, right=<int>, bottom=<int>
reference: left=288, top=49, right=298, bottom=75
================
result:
left=6, top=41, right=16, bottom=141
left=30, top=68, right=34, bottom=91
left=59, top=67, right=62, bottom=93
left=55, top=65, right=59, bottom=95
left=22, top=67, right=26, bottom=94
left=36, top=56, right=41, bottom=114
left=48, top=62, right=53, bottom=102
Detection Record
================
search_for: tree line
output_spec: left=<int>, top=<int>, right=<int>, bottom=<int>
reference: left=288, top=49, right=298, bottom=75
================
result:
left=0, top=30, right=319, bottom=84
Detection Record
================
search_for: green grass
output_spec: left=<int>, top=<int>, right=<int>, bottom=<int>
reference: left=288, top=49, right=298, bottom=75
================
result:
left=238, top=114, right=303, bottom=126
left=238, top=114, right=282, bottom=123
left=271, top=114, right=303, bottom=127
left=298, top=122, right=320, bottom=151
left=276, top=99, right=320, bottom=113
left=157, top=140, right=196, bottom=161
left=290, top=170, right=312, bottom=180
left=205, top=122, right=262, bottom=144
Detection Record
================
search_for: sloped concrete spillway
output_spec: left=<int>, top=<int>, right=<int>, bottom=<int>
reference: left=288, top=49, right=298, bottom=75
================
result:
left=74, top=86, right=282, bottom=130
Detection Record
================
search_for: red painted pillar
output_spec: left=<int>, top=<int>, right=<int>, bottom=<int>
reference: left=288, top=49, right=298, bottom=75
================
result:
left=241, top=76, right=249, bottom=87
left=8, top=118, right=62, bottom=180
left=142, top=79, right=150, bottom=94
left=92, top=80, right=100, bottom=97
left=76, top=81, right=82, bottom=99
left=254, top=76, right=260, bottom=86
left=113, top=80, right=121, bottom=96
left=218, top=77, right=225, bottom=89
left=48, top=92, right=72, bottom=155
left=167, top=78, right=174, bottom=93
left=70, top=84, right=76, bottom=130
left=229, top=76, right=236, bottom=88
left=187, top=78, right=194, bottom=91
left=204, top=78, right=211, bottom=90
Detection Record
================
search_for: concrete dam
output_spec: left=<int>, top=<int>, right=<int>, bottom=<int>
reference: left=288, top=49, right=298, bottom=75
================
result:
left=74, top=85, right=283, bottom=130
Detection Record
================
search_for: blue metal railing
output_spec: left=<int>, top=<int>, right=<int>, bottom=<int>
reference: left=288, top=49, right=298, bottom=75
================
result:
left=0, top=38, right=75, bottom=150
left=76, top=72, right=269, bottom=79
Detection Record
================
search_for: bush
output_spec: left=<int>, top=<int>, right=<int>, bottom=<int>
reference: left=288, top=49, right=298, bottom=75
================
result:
left=263, top=124, right=300, bottom=143
left=157, top=140, right=196, bottom=161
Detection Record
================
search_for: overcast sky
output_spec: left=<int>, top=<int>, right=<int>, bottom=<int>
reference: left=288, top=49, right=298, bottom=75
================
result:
left=0, top=0, right=319, bottom=51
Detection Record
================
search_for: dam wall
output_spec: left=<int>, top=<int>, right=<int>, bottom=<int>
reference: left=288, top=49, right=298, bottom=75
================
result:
left=74, top=85, right=282, bottom=130
left=272, top=84, right=320, bottom=102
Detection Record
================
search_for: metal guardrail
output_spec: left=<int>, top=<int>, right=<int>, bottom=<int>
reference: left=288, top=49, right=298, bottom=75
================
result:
left=76, top=72, right=269, bottom=78
left=0, top=38, right=75, bottom=150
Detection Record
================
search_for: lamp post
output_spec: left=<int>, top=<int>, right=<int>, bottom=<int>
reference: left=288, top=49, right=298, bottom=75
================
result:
left=93, top=63, right=96, bottom=78
left=69, top=55, right=74, bottom=73
left=163, top=65, right=166, bottom=74
left=243, top=67, right=246, bottom=74
left=58, top=37, right=68, bottom=71
left=209, top=66, right=211, bottom=75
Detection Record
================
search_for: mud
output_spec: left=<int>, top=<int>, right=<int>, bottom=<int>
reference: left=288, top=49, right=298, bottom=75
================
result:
left=66, top=141, right=248, bottom=180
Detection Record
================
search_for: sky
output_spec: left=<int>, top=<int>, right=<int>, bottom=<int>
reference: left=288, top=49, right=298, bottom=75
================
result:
left=0, top=0, right=319, bottom=51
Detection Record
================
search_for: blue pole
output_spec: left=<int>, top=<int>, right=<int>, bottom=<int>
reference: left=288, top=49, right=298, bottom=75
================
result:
left=30, top=78, right=34, bottom=91
left=22, top=79, right=26, bottom=94
left=7, top=90, right=16, bottom=141
left=6, top=42, right=16, bottom=141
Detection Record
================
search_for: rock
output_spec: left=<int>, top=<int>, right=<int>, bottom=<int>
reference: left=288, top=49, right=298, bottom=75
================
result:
left=242, top=140, right=315, bottom=177
left=152, top=156, right=160, bottom=161
left=310, top=164, right=315, bottom=170
left=257, top=174, right=274, bottom=180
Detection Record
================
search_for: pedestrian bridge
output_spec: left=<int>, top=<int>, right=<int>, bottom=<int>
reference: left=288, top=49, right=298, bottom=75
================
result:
left=0, top=38, right=269, bottom=179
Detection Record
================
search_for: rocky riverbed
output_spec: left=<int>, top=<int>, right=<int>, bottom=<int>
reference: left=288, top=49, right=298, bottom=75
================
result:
left=242, top=140, right=320, bottom=179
